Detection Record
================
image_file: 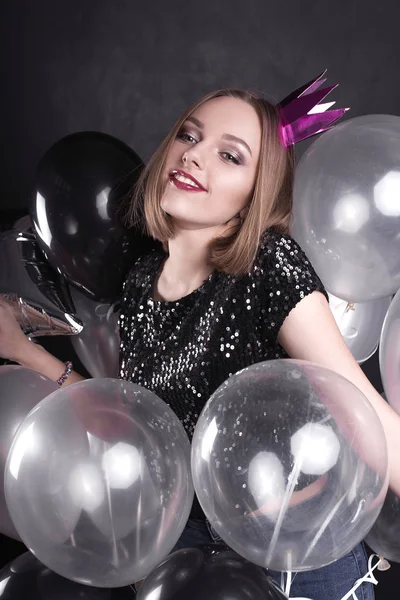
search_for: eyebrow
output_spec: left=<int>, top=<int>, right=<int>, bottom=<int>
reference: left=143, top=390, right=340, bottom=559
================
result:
left=185, top=116, right=253, bottom=157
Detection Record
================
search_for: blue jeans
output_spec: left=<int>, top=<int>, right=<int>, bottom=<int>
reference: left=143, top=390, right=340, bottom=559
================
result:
left=173, top=519, right=374, bottom=600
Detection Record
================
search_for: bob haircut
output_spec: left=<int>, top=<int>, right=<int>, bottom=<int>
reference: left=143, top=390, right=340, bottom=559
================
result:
left=126, top=88, right=295, bottom=277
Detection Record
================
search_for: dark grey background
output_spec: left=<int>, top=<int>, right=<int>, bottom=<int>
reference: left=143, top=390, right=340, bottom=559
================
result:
left=0, top=0, right=399, bottom=595
left=2, top=0, right=400, bottom=211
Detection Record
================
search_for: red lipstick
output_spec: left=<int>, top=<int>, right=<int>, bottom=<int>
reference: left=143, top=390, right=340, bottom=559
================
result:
left=169, top=169, right=206, bottom=192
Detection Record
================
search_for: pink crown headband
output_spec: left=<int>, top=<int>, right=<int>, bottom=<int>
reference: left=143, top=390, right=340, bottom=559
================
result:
left=278, top=70, right=349, bottom=147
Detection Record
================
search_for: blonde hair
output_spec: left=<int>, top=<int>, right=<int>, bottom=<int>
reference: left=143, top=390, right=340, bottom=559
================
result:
left=126, top=88, right=295, bottom=276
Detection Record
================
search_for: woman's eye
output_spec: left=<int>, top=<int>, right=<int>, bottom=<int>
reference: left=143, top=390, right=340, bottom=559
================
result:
left=177, top=131, right=197, bottom=144
left=221, top=152, right=241, bottom=165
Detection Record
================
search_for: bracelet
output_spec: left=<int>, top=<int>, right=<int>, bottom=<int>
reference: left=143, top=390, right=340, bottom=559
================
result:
left=56, top=361, right=73, bottom=386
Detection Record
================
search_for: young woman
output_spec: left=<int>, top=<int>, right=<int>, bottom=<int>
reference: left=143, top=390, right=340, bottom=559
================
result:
left=1, top=89, right=399, bottom=599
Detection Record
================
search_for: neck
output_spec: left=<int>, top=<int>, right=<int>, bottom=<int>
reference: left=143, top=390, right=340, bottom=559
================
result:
left=155, top=227, right=218, bottom=301
left=168, top=228, right=215, bottom=274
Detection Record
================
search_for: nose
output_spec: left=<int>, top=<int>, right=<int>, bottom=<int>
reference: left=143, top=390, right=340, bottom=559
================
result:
left=182, top=144, right=204, bottom=169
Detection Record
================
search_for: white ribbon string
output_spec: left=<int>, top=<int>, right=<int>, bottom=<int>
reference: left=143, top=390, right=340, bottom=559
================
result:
left=284, top=570, right=292, bottom=596
left=282, top=554, right=386, bottom=600
left=339, top=554, right=382, bottom=600
left=282, top=570, right=313, bottom=600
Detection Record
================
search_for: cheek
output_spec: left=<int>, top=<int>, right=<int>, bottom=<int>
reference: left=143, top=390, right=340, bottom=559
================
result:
left=214, top=170, right=255, bottom=206
left=165, top=143, right=183, bottom=168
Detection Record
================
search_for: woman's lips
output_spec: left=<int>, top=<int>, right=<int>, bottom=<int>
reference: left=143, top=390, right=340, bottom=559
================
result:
left=170, top=176, right=205, bottom=192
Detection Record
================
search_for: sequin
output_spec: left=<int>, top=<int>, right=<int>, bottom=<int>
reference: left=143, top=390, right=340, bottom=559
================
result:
left=119, top=228, right=328, bottom=443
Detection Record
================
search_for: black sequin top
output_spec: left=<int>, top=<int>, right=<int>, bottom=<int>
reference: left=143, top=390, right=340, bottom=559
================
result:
left=119, top=229, right=328, bottom=518
left=119, top=228, right=328, bottom=427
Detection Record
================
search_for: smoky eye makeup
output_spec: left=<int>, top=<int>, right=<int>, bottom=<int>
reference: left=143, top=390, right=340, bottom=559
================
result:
left=220, top=149, right=243, bottom=165
left=176, top=122, right=247, bottom=165
left=176, top=126, right=199, bottom=143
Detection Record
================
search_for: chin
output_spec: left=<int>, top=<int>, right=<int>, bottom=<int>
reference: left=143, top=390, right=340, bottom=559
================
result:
left=160, top=192, right=218, bottom=229
left=161, top=195, right=192, bottom=220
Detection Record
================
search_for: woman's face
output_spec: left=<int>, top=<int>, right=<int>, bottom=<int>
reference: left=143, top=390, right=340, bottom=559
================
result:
left=161, top=96, right=262, bottom=231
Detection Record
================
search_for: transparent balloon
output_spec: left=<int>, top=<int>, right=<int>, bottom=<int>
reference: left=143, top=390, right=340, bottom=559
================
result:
left=69, top=286, right=120, bottom=378
left=365, top=488, right=400, bottom=563
left=328, top=292, right=391, bottom=364
left=4, top=378, right=193, bottom=587
left=191, top=359, right=388, bottom=572
left=0, top=365, right=58, bottom=540
left=380, top=288, right=400, bottom=412
left=292, top=115, right=400, bottom=302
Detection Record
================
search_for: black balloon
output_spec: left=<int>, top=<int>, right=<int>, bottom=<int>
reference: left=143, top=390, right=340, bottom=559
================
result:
left=30, top=132, right=157, bottom=302
left=136, top=545, right=287, bottom=600
left=0, top=552, right=136, bottom=599
left=0, top=230, right=82, bottom=337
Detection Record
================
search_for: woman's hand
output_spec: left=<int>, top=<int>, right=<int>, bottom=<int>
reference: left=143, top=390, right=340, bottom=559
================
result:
left=0, top=300, right=32, bottom=362
left=0, top=299, right=85, bottom=386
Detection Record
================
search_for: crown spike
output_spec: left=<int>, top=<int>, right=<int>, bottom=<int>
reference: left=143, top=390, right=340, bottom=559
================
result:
left=280, top=84, right=338, bottom=124
left=279, top=70, right=327, bottom=107
left=308, top=101, right=336, bottom=114
left=302, top=78, right=327, bottom=97
left=277, top=70, right=349, bottom=147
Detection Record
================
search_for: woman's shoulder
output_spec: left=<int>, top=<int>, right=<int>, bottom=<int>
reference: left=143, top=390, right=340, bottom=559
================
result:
left=122, top=248, right=164, bottom=296
left=258, top=227, right=301, bottom=254
left=255, top=228, right=314, bottom=273
left=249, top=228, right=328, bottom=338
left=252, top=227, right=328, bottom=299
